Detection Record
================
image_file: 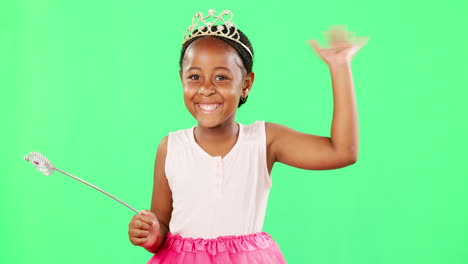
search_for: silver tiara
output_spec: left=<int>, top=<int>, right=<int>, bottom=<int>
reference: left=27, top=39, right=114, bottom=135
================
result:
left=182, top=9, right=253, bottom=58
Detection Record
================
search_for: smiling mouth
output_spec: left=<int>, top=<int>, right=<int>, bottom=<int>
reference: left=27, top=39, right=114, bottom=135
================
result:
left=196, top=103, right=222, bottom=113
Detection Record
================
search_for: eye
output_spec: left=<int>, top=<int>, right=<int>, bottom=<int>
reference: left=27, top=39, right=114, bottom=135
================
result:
left=215, top=75, right=229, bottom=81
left=189, top=75, right=200, bottom=80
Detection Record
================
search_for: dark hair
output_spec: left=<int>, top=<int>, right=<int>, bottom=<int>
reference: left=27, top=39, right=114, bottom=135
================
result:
left=179, top=25, right=254, bottom=108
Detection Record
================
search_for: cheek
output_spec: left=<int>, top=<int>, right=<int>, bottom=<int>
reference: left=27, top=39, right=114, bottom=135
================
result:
left=225, top=81, right=243, bottom=97
left=183, top=85, right=197, bottom=98
left=226, top=88, right=240, bottom=98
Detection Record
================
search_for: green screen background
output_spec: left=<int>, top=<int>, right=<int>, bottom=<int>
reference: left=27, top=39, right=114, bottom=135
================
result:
left=1, top=0, right=467, bottom=263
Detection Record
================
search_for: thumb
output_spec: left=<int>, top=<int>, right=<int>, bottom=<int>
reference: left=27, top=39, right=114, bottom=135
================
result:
left=140, top=210, right=156, bottom=219
left=307, top=39, right=322, bottom=52
left=355, top=36, right=370, bottom=47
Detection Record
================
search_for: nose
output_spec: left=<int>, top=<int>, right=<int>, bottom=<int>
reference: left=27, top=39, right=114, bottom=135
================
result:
left=198, top=80, right=216, bottom=96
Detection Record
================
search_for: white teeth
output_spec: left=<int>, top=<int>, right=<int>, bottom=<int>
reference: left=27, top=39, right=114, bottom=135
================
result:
left=198, top=104, right=220, bottom=111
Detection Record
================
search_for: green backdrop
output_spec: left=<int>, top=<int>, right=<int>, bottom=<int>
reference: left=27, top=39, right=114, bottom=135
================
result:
left=1, top=0, right=467, bottom=263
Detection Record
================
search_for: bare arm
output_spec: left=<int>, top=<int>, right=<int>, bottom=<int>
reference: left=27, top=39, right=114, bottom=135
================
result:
left=145, top=136, right=173, bottom=253
left=267, top=63, right=358, bottom=170
left=328, top=63, right=359, bottom=161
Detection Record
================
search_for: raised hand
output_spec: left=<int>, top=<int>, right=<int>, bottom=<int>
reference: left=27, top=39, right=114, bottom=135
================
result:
left=128, top=210, right=160, bottom=249
left=307, top=25, right=369, bottom=66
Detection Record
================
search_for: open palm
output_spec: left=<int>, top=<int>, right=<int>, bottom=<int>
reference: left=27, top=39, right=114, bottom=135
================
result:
left=308, top=25, right=369, bottom=66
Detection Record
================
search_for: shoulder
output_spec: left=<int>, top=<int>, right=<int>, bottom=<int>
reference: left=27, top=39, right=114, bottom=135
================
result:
left=241, top=120, right=286, bottom=141
left=265, top=121, right=291, bottom=133
left=158, top=136, right=168, bottom=152
left=167, top=126, right=193, bottom=145
left=265, top=122, right=288, bottom=142
left=243, top=120, right=265, bottom=131
left=264, top=122, right=303, bottom=157
left=240, top=121, right=267, bottom=142
left=155, top=136, right=169, bottom=164
left=265, top=122, right=305, bottom=139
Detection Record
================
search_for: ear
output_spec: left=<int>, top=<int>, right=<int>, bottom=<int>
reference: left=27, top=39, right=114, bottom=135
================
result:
left=179, top=70, right=183, bottom=82
left=242, top=72, right=255, bottom=97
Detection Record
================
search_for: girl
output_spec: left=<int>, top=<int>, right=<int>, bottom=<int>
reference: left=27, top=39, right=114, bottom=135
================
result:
left=128, top=9, right=369, bottom=264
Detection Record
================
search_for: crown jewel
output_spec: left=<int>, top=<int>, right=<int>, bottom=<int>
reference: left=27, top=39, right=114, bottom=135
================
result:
left=182, top=9, right=253, bottom=58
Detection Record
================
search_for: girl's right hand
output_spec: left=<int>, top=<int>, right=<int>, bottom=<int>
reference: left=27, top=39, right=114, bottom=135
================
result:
left=128, top=210, right=160, bottom=249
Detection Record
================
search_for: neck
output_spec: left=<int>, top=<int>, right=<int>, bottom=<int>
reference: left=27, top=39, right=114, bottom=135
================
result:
left=194, top=120, right=239, bottom=143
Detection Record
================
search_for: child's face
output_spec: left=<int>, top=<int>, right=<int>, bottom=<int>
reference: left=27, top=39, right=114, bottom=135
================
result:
left=179, top=37, right=254, bottom=128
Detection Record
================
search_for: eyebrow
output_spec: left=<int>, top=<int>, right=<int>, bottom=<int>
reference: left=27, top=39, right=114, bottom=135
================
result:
left=186, top=66, right=232, bottom=72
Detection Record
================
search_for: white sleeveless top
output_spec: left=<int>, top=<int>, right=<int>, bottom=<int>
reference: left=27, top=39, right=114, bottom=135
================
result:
left=165, top=120, right=272, bottom=239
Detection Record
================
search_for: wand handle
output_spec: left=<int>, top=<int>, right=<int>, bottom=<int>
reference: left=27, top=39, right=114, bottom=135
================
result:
left=55, top=168, right=140, bottom=214
left=25, top=152, right=140, bottom=214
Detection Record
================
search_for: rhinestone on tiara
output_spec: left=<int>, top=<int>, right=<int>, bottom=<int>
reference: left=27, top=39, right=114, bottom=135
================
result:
left=182, top=9, right=253, bottom=58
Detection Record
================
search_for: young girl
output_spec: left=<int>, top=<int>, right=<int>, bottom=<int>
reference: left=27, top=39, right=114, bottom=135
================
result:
left=128, top=9, right=369, bottom=264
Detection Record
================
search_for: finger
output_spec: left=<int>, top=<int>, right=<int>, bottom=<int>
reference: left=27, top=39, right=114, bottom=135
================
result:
left=130, top=214, right=154, bottom=228
left=328, top=25, right=347, bottom=43
left=346, top=31, right=357, bottom=44
left=140, top=210, right=158, bottom=220
left=140, top=210, right=151, bottom=215
left=130, top=216, right=152, bottom=228
left=307, top=39, right=322, bottom=52
left=355, top=36, right=370, bottom=46
left=139, top=219, right=152, bottom=230
left=130, top=237, right=147, bottom=246
left=129, top=229, right=150, bottom=238
left=129, top=214, right=140, bottom=228
left=138, top=215, right=158, bottom=226
left=131, top=218, right=152, bottom=230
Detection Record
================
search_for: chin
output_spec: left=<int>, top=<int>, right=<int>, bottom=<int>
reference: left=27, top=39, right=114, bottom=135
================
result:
left=196, top=118, right=223, bottom=128
left=187, top=104, right=236, bottom=128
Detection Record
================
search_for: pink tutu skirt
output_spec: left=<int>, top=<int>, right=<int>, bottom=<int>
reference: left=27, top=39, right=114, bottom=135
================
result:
left=147, top=231, right=287, bottom=264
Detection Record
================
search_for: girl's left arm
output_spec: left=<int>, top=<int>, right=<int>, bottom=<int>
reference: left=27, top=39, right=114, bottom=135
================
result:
left=267, top=25, right=369, bottom=170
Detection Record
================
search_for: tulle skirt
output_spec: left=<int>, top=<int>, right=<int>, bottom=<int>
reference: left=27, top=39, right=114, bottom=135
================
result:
left=147, top=231, right=287, bottom=264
